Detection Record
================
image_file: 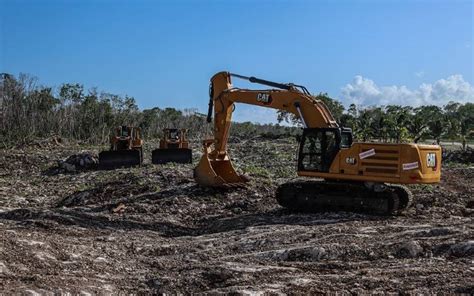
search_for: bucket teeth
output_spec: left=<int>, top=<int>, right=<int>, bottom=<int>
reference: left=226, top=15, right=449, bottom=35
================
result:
left=194, top=139, right=247, bottom=187
left=194, top=155, right=248, bottom=187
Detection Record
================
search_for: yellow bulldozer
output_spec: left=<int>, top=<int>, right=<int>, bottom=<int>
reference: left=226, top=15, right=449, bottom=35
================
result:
left=98, top=126, right=143, bottom=169
left=152, top=128, right=192, bottom=164
left=194, top=72, right=442, bottom=215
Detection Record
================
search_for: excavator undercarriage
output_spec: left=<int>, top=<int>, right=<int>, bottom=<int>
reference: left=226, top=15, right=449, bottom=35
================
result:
left=276, top=180, right=413, bottom=215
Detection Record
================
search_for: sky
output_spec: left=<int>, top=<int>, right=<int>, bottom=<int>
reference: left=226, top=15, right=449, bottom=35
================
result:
left=1, top=0, right=473, bottom=123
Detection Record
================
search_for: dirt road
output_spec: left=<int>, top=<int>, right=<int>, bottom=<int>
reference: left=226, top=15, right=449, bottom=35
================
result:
left=0, top=139, right=472, bottom=294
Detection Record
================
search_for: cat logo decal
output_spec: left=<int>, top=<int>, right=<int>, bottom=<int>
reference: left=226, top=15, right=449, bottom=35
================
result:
left=257, top=93, right=272, bottom=104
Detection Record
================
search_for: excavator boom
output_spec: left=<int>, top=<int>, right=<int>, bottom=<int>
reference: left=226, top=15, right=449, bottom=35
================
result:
left=195, top=71, right=338, bottom=186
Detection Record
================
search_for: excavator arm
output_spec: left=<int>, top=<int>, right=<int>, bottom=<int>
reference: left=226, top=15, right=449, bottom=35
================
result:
left=195, top=71, right=339, bottom=186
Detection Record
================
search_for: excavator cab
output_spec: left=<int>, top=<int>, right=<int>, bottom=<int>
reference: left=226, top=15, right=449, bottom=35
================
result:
left=298, top=127, right=352, bottom=173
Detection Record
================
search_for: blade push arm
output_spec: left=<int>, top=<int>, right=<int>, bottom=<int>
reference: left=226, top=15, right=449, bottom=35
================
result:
left=208, top=71, right=338, bottom=157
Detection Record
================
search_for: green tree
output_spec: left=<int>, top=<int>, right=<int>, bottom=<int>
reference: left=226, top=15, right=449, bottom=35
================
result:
left=384, top=105, right=411, bottom=143
left=355, top=108, right=378, bottom=141
left=406, top=107, right=428, bottom=143
left=443, top=102, right=461, bottom=144
left=419, top=106, right=445, bottom=144
left=457, top=103, right=474, bottom=149
left=339, top=103, right=358, bottom=133
left=59, top=83, right=84, bottom=104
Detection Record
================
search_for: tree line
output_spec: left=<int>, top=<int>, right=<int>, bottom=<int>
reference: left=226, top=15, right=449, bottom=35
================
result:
left=278, top=93, right=474, bottom=149
left=1, top=73, right=472, bottom=149
left=0, top=73, right=297, bottom=147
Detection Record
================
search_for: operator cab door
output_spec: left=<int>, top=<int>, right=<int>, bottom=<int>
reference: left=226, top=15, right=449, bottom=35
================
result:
left=297, top=128, right=342, bottom=173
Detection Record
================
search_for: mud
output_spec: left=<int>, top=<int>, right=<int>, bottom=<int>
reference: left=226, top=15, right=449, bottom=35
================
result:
left=0, top=139, right=473, bottom=294
left=443, top=147, right=474, bottom=164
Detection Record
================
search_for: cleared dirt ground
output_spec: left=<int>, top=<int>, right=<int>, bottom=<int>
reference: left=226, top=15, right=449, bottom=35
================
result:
left=0, top=138, right=473, bottom=294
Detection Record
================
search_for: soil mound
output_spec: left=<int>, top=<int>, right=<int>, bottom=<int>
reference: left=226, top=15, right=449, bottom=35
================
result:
left=443, top=147, right=474, bottom=164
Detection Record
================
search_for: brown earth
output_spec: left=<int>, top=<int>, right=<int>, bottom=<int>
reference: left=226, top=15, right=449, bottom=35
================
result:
left=0, top=138, right=473, bottom=294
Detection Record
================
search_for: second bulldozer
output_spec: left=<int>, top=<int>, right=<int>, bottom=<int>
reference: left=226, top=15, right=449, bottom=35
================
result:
left=152, top=128, right=192, bottom=164
left=99, top=126, right=143, bottom=169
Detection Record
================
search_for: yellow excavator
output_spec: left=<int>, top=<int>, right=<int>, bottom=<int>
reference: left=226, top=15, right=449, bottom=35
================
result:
left=194, top=72, right=442, bottom=215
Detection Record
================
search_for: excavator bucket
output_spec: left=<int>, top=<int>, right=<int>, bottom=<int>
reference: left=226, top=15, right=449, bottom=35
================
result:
left=152, top=148, right=192, bottom=164
left=194, top=156, right=248, bottom=187
left=98, top=150, right=142, bottom=170
left=194, top=140, right=248, bottom=187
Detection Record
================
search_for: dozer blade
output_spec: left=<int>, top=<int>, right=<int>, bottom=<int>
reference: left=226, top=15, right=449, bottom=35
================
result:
left=152, top=148, right=192, bottom=164
left=194, top=155, right=248, bottom=187
left=98, top=150, right=141, bottom=170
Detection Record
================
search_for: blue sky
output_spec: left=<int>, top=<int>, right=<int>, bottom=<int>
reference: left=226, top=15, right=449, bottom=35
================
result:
left=1, top=0, right=473, bottom=123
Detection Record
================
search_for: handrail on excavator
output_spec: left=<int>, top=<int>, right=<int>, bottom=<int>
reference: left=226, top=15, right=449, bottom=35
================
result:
left=229, top=72, right=311, bottom=95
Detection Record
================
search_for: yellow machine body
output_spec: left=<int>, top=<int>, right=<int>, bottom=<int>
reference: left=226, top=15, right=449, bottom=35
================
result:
left=98, top=126, right=143, bottom=169
left=152, top=128, right=192, bottom=164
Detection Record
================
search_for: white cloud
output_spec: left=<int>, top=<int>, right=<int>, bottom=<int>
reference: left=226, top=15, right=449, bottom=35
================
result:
left=219, top=75, right=473, bottom=124
left=341, top=74, right=474, bottom=107
left=232, top=104, right=280, bottom=124
left=415, top=71, right=425, bottom=78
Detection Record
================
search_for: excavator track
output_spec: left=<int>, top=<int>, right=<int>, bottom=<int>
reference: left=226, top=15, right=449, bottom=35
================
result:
left=390, top=184, right=413, bottom=215
left=276, top=180, right=412, bottom=215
